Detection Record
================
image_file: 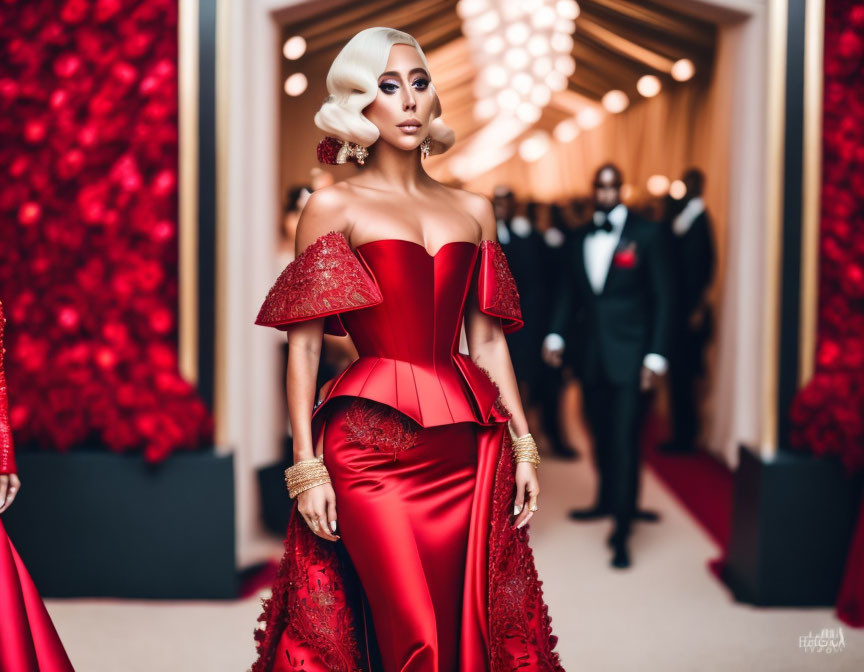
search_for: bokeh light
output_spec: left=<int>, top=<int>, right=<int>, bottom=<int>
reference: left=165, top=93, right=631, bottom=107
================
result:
left=283, top=73, right=308, bottom=96
left=602, top=89, right=629, bottom=113
left=636, top=74, right=661, bottom=97
left=282, top=36, right=306, bottom=60
left=671, top=58, right=695, bottom=81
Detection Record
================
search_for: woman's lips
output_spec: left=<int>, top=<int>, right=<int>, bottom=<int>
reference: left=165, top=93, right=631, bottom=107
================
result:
left=397, top=120, right=421, bottom=134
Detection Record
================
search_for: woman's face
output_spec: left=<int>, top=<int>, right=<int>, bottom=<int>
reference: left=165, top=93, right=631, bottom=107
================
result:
left=364, top=43, right=436, bottom=153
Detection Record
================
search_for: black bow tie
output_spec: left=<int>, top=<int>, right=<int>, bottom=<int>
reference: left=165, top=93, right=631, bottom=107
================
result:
left=590, top=216, right=613, bottom=234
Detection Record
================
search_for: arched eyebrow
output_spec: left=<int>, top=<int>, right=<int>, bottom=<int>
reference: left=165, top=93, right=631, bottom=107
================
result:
left=378, top=67, right=430, bottom=79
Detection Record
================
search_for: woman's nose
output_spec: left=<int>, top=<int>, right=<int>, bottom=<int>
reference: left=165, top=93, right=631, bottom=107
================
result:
left=402, top=88, right=416, bottom=111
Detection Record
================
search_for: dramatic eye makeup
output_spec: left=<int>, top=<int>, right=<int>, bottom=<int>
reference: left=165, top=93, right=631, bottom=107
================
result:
left=377, top=68, right=430, bottom=94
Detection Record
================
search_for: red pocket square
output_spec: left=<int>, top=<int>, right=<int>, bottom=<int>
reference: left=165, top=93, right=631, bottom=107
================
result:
left=613, top=243, right=637, bottom=268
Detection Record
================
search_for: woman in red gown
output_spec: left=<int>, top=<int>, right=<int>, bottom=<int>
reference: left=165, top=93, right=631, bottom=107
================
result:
left=251, top=27, right=564, bottom=672
left=0, top=301, right=75, bottom=672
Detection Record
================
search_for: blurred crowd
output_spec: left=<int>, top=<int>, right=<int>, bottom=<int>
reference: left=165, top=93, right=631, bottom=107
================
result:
left=495, top=163, right=716, bottom=567
left=494, top=166, right=716, bottom=463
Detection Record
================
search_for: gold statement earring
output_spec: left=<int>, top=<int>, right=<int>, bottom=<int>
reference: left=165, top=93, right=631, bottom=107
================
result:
left=336, top=140, right=369, bottom=165
left=420, top=136, right=432, bottom=160
left=316, top=136, right=368, bottom=165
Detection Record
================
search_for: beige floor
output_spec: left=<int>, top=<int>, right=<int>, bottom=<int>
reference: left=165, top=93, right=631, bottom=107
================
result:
left=46, top=455, right=864, bottom=672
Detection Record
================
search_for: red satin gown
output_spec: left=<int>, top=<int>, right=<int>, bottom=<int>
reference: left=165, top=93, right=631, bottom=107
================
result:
left=0, top=302, right=75, bottom=672
left=251, top=232, right=564, bottom=672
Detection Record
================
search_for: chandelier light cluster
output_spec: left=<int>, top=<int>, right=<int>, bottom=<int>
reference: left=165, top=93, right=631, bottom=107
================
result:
left=549, top=57, right=697, bottom=155
left=458, top=0, right=580, bottom=123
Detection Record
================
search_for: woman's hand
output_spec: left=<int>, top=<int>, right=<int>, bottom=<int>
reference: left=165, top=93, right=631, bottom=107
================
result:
left=297, top=482, right=340, bottom=542
left=512, top=462, right=539, bottom=529
left=0, top=473, right=21, bottom=514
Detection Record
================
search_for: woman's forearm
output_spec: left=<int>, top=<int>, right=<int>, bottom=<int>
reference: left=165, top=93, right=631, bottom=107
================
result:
left=285, top=319, right=324, bottom=461
left=470, top=332, right=529, bottom=437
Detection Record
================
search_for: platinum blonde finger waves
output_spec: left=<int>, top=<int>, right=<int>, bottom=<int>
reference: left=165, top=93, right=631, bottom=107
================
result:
left=314, top=26, right=455, bottom=155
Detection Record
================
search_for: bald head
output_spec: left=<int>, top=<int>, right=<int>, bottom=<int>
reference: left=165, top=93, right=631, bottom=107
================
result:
left=593, top=163, right=623, bottom=212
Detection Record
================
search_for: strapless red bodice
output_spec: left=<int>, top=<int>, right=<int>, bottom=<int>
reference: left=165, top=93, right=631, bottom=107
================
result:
left=255, top=231, right=523, bottom=431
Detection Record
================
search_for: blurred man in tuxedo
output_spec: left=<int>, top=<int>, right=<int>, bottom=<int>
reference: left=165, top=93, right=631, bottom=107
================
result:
left=660, top=168, right=715, bottom=454
left=542, top=163, right=673, bottom=569
left=493, top=187, right=578, bottom=460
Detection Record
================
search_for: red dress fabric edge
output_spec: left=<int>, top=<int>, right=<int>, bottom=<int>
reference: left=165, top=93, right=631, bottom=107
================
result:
left=477, top=240, right=524, bottom=335
left=0, top=520, right=75, bottom=672
left=836, top=494, right=864, bottom=628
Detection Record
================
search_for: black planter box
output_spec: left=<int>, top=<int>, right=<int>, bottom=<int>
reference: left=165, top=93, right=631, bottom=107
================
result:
left=2, top=450, right=237, bottom=599
left=722, top=445, right=862, bottom=606
left=258, top=458, right=293, bottom=536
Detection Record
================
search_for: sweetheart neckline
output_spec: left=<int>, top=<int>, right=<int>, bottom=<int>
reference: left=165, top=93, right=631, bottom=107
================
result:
left=353, top=238, right=479, bottom=258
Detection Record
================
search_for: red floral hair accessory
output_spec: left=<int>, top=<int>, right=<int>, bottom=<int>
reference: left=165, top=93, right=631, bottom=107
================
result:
left=316, top=136, right=369, bottom=166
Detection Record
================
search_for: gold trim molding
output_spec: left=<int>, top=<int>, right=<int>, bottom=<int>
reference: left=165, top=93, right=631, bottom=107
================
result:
left=178, top=0, right=199, bottom=384
left=214, top=0, right=230, bottom=447
left=761, top=0, right=788, bottom=457
left=799, top=0, right=825, bottom=387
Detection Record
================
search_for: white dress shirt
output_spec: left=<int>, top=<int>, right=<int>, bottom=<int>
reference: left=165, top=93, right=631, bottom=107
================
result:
left=584, top=203, right=627, bottom=294
left=672, top=196, right=705, bottom=236
left=543, top=203, right=668, bottom=375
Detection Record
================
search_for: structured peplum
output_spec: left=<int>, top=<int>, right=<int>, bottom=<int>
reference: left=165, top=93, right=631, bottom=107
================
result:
left=255, top=232, right=523, bottom=436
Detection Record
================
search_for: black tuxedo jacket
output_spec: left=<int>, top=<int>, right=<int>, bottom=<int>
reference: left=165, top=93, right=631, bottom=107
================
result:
left=669, top=210, right=715, bottom=320
left=550, top=211, right=673, bottom=385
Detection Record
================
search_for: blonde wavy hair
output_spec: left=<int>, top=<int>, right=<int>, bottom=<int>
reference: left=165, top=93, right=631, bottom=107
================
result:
left=314, top=27, right=455, bottom=156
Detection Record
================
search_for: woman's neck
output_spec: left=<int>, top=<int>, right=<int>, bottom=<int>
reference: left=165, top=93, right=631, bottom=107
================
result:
left=360, top=140, right=428, bottom=192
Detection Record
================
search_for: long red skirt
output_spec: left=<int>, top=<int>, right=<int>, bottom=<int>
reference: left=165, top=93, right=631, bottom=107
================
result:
left=323, top=399, right=479, bottom=672
left=252, top=397, right=564, bottom=672
left=0, top=519, right=75, bottom=672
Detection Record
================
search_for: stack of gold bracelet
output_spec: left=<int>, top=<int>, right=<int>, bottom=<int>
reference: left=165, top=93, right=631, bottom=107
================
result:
left=511, top=432, right=541, bottom=467
left=284, top=455, right=331, bottom=499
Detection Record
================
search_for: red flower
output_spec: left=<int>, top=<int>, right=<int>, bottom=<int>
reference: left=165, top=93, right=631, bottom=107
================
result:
left=53, top=53, right=83, bottom=78
left=317, top=136, right=342, bottom=165
left=18, top=202, right=42, bottom=225
left=24, top=119, right=47, bottom=143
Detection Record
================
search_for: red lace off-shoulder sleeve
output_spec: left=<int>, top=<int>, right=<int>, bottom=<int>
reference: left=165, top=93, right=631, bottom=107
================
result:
left=255, top=231, right=382, bottom=336
left=0, top=302, right=16, bottom=475
left=477, top=240, right=524, bottom=334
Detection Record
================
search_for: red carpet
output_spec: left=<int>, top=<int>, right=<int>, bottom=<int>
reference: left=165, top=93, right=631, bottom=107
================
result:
left=641, top=417, right=733, bottom=549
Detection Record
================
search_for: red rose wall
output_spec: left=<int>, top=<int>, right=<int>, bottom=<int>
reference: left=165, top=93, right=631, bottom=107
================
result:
left=0, top=0, right=212, bottom=463
left=790, top=0, right=864, bottom=627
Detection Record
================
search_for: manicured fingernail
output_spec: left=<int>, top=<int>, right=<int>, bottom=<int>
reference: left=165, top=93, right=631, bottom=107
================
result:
left=514, top=504, right=522, bottom=515
left=329, top=520, right=337, bottom=532
left=517, top=519, right=527, bottom=528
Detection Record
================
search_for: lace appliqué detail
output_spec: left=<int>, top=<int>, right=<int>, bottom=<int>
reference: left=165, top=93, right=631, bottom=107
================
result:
left=0, top=301, right=16, bottom=475
left=478, top=240, right=523, bottom=333
left=251, top=506, right=365, bottom=672
left=488, top=428, right=565, bottom=671
left=255, top=231, right=382, bottom=334
left=473, top=364, right=513, bottom=421
left=343, top=398, right=420, bottom=457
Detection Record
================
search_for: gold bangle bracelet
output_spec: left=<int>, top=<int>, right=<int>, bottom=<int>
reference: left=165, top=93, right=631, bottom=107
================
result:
left=284, top=455, right=331, bottom=499
left=510, top=432, right=541, bottom=467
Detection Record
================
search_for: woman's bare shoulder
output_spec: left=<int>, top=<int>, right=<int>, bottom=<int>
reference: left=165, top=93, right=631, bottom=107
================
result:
left=294, top=183, right=354, bottom=249
left=440, top=185, right=496, bottom=239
